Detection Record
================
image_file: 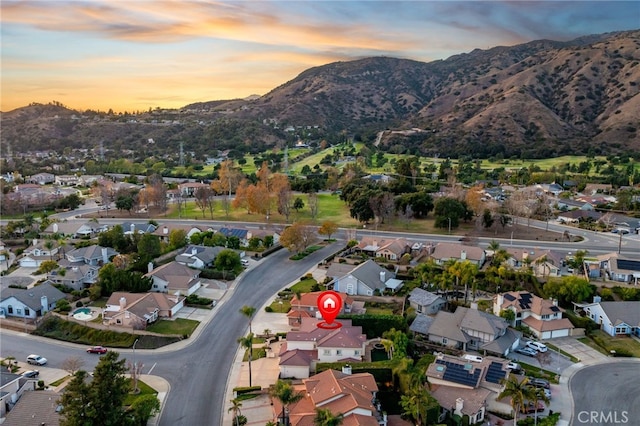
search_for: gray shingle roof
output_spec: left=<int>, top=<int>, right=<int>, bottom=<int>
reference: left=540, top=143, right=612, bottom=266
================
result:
left=409, top=288, right=442, bottom=306
left=1, top=282, right=66, bottom=310
left=349, top=260, right=393, bottom=291
left=600, top=301, right=640, bottom=327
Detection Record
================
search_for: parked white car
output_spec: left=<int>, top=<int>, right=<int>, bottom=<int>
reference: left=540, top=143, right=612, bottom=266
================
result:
left=526, top=341, right=548, bottom=352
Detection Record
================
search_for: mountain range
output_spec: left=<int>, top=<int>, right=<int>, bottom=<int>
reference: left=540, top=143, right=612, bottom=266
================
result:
left=1, top=29, right=638, bottom=159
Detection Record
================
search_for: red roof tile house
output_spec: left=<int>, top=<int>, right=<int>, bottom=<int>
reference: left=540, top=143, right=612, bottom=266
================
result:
left=288, top=292, right=354, bottom=327
left=279, top=318, right=367, bottom=379
left=494, top=291, right=574, bottom=339
left=273, top=368, right=384, bottom=426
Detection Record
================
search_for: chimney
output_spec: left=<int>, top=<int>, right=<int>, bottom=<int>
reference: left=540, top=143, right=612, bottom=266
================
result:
left=53, top=223, right=59, bottom=233
left=593, top=295, right=602, bottom=303
left=102, top=247, right=108, bottom=264
left=455, top=397, right=464, bottom=416
left=163, top=226, right=169, bottom=235
left=41, top=296, right=48, bottom=313
left=552, top=298, right=558, bottom=306
left=342, top=364, right=352, bottom=375
left=460, top=250, right=467, bottom=260
left=148, top=262, right=154, bottom=273
left=119, top=297, right=126, bottom=309
left=379, top=271, right=386, bottom=282
left=131, top=223, right=136, bottom=233
left=192, top=247, right=198, bottom=255
left=33, top=238, right=38, bottom=247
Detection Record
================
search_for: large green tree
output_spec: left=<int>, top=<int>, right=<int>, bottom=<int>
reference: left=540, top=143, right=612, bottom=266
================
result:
left=59, top=351, right=131, bottom=426
left=270, top=380, right=304, bottom=426
left=498, top=376, right=537, bottom=426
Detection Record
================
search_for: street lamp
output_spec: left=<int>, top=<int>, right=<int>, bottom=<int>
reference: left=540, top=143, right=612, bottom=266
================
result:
left=448, top=217, right=451, bottom=235
left=133, top=338, right=139, bottom=391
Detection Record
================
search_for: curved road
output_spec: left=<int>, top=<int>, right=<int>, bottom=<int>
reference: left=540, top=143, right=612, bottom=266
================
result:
left=0, top=241, right=339, bottom=424
left=570, top=361, right=640, bottom=425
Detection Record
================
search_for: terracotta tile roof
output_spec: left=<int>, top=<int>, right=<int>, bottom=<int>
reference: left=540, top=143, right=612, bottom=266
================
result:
left=522, top=316, right=574, bottom=332
left=431, top=384, right=491, bottom=417
left=279, top=349, right=317, bottom=366
left=291, top=291, right=354, bottom=309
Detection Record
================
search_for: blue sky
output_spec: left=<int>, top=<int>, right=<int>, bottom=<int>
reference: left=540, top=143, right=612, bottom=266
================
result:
left=1, top=1, right=638, bottom=112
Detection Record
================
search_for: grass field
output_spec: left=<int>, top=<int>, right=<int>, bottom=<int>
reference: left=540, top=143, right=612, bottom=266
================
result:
left=145, top=318, right=200, bottom=337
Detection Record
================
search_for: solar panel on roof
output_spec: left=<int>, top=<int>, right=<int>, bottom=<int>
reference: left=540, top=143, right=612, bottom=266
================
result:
left=504, top=294, right=516, bottom=301
left=617, top=259, right=640, bottom=271
left=550, top=306, right=560, bottom=312
left=485, top=362, right=507, bottom=384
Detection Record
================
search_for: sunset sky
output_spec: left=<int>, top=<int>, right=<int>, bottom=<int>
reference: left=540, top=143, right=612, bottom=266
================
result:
left=1, top=1, right=638, bottom=113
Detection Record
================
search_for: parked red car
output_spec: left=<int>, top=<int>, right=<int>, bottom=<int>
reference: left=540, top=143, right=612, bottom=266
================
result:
left=87, top=346, right=108, bottom=354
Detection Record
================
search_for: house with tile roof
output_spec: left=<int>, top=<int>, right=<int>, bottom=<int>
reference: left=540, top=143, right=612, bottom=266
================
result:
left=574, top=297, right=640, bottom=337
left=145, top=261, right=202, bottom=296
left=503, top=247, right=563, bottom=278
left=102, top=292, right=184, bottom=329
left=273, top=368, right=383, bottom=426
left=430, top=243, right=485, bottom=267
left=330, top=259, right=403, bottom=295
left=0, top=282, right=65, bottom=319
left=426, top=353, right=513, bottom=424
left=279, top=318, right=367, bottom=379
left=494, top=291, right=574, bottom=339
left=419, top=305, right=521, bottom=356
left=356, top=236, right=413, bottom=261
left=408, top=288, right=446, bottom=315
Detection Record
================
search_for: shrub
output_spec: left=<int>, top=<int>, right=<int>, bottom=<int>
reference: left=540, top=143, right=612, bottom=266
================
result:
left=233, top=385, right=261, bottom=395
left=75, top=301, right=84, bottom=308
left=264, top=306, right=273, bottom=312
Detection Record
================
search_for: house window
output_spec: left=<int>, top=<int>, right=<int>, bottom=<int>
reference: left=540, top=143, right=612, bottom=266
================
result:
left=153, top=284, right=158, bottom=289
left=25, top=308, right=30, bottom=316
left=442, top=338, right=448, bottom=344
left=7, top=305, right=13, bottom=314
left=323, top=350, right=331, bottom=356
left=354, top=350, right=360, bottom=356
left=117, top=319, right=122, bottom=324
left=542, top=314, right=550, bottom=319
left=417, top=305, right=423, bottom=313
left=17, top=308, right=22, bottom=315
left=336, top=350, right=342, bottom=356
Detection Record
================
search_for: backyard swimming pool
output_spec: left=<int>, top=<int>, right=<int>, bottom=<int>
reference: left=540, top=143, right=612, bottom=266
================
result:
left=72, top=307, right=93, bottom=321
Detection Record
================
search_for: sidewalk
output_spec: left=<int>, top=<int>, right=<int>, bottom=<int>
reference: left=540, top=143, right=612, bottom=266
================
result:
left=221, top=265, right=328, bottom=425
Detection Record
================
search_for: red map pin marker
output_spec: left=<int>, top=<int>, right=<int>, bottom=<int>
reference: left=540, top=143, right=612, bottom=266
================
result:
left=317, top=291, right=342, bottom=329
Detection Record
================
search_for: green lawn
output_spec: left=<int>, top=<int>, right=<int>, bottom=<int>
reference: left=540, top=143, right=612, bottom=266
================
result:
left=579, top=330, right=640, bottom=358
left=123, top=379, right=157, bottom=406
left=145, top=318, right=199, bottom=337
left=267, top=277, right=318, bottom=313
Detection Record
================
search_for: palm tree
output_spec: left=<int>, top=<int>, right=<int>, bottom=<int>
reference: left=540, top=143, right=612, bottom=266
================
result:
left=531, top=387, right=551, bottom=426
left=380, top=339, right=394, bottom=360
left=498, top=376, right=538, bottom=426
left=294, top=291, right=302, bottom=325
left=313, top=407, right=343, bottom=426
left=269, top=379, right=304, bottom=426
left=240, top=305, right=257, bottom=334
left=228, top=398, right=243, bottom=426
left=237, top=333, right=254, bottom=387
left=44, top=239, right=55, bottom=261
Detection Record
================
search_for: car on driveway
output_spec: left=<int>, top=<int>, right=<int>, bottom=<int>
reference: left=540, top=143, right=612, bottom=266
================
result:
left=515, top=347, right=538, bottom=357
left=528, top=377, right=550, bottom=389
left=87, top=346, right=108, bottom=354
left=26, top=354, right=47, bottom=365
left=241, top=259, right=249, bottom=266
left=22, top=370, right=40, bottom=378
left=526, top=341, right=548, bottom=352
left=521, top=401, right=545, bottom=414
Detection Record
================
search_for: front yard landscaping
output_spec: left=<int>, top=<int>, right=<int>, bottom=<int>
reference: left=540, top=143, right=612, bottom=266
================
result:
left=146, top=318, right=199, bottom=337
left=266, top=276, right=320, bottom=313
left=578, top=330, right=640, bottom=357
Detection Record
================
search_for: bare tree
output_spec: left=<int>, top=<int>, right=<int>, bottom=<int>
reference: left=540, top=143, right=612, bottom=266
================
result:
left=194, top=187, right=214, bottom=219
left=62, top=356, right=85, bottom=375
left=128, top=360, right=144, bottom=393
left=307, top=192, right=319, bottom=220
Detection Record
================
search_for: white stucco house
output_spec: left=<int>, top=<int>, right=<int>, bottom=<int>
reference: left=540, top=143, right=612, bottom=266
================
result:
left=0, top=282, right=66, bottom=319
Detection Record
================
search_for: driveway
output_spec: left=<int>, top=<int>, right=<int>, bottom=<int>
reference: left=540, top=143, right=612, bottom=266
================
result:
left=548, top=336, right=608, bottom=365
